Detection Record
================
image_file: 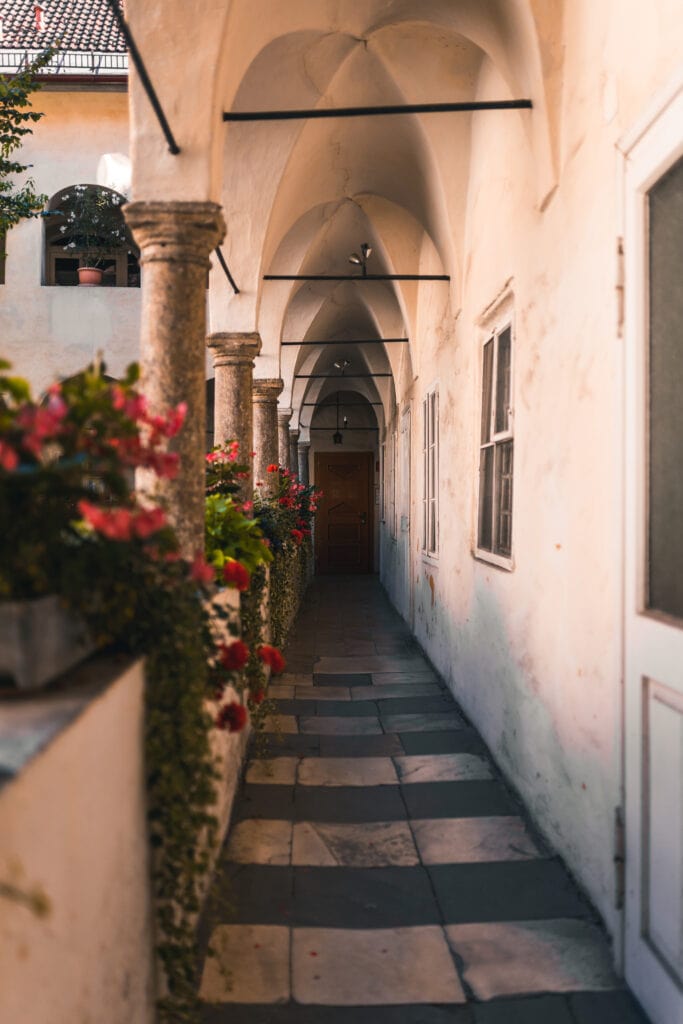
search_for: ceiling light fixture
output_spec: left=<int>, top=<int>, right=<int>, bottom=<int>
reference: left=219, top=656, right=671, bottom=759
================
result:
left=348, top=242, right=372, bottom=277
left=333, top=359, right=350, bottom=373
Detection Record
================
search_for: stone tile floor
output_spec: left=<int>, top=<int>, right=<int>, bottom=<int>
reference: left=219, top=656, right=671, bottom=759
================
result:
left=199, top=576, right=650, bottom=1024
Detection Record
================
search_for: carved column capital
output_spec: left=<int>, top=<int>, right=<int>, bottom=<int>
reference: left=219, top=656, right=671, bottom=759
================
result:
left=124, top=201, right=225, bottom=268
left=208, top=332, right=262, bottom=368
left=252, top=378, right=284, bottom=404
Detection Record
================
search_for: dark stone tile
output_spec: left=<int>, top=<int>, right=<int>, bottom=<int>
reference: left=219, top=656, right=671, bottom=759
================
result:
left=294, top=865, right=440, bottom=926
left=234, top=784, right=295, bottom=821
left=314, top=700, right=377, bottom=716
left=271, top=699, right=317, bottom=716
left=429, top=859, right=593, bottom=924
left=203, top=1004, right=475, bottom=1023
left=399, top=729, right=486, bottom=756
left=319, top=734, right=405, bottom=757
left=314, top=672, right=374, bottom=686
left=285, top=659, right=316, bottom=673
left=216, top=864, right=294, bottom=924
left=250, top=734, right=320, bottom=758
left=569, top=991, right=652, bottom=1023
left=472, top=994, right=574, bottom=1023
left=401, top=781, right=517, bottom=819
left=378, top=696, right=456, bottom=715
left=294, top=785, right=406, bottom=823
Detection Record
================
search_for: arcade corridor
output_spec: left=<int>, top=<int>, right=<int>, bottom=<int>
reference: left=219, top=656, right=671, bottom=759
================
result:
left=198, top=577, right=649, bottom=1024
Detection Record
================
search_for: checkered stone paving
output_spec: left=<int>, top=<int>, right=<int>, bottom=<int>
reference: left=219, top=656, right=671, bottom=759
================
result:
left=199, top=576, right=650, bottom=1024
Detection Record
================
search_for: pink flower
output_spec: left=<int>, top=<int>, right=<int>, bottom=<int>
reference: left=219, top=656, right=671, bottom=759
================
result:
left=0, top=441, right=19, bottom=471
left=163, top=402, right=187, bottom=438
left=78, top=500, right=134, bottom=541
left=257, top=644, right=286, bottom=675
left=190, top=554, right=215, bottom=584
left=223, top=559, right=251, bottom=592
left=242, top=500, right=254, bottom=513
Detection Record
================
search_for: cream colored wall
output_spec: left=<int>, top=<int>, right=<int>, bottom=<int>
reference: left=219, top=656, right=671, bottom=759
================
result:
left=0, top=91, right=140, bottom=392
left=381, top=0, right=683, bottom=941
left=0, top=658, right=155, bottom=1024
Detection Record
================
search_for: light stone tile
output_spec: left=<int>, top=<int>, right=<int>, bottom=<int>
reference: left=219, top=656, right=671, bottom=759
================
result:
left=293, top=926, right=466, bottom=1004
left=412, top=816, right=541, bottom=865
left=297, top=757, right=398, bottom=787
left=225, top=819, right=292, bottom=865
left=295, top=686, right=351, bottom=701
left=268, top=684, right=295, bottom=699
left=299, top=716, right=382, bottom=735
left=292, top=821, right=419, bottom=867
left=445, top=920, right=620, bottom=999
left=200, top=924, right=290, bottom=1003
left=372, top=672, right=438, bottom=685
left=352, top=683, right=443, bottom=700
left=395, top=753, right=494, bottom=785
left=263, top=715, right=299, bottom=734
left=382, top=712, right=465, bottom=733
left=246, top=757, right=299, bottom=785
left=279, top=673, right=314, bottom=685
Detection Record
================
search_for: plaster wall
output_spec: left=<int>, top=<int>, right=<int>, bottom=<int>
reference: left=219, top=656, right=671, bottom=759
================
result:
left=0, top=91, right=140, bottom=392
left=0, top=657, right=155, bottom=1024
left=381, top=0, right=683, bottom=942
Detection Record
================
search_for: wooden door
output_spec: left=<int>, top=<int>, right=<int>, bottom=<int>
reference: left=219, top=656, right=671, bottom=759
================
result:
left=622, top=84, right=683, bottom=1024
left=315, top=451, right=373, bottom=574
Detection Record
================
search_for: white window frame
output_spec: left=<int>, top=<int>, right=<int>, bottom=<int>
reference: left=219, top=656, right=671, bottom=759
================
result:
left=474, top=294, right=515, bottom=570
left=422, top=386, right=439, bottom=556
left=391, top=428, right=398, bottom=539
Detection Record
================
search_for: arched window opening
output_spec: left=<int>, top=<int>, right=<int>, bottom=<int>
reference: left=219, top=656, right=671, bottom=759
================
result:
left=43, top=184, right=140, bottom=287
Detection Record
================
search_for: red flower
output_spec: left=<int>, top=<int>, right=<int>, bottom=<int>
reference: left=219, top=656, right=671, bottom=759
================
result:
left=190, top=554, right=215, bottom=584
left=0, top=441, right=19, bottom=471
left=250, top=689, right=265, bottom=705
left=78, top=500, right=134, bottom=541
left=266, top=464, right=279, bottom=473
left=219, top=640, right=250, bottom=671
left=223, top=559, right=251, bottom=591
left=215, top=702, right=249, bottom=732
left=132, top=506, right=167, bottom=539
left=257, top=644, right=286, bottom=675
left=290, top=528, right=304, bottom=545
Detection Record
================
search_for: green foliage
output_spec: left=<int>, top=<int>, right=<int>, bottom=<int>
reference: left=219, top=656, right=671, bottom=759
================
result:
left=0, top=49, right=55, bottom=234
left=241, top=563, right=268, bottom=696
left=205, top=493, right=272, bottom=577
left=269, top=540, right=312, bottom=649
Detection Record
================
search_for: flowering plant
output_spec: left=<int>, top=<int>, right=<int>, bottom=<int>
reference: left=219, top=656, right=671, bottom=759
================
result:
left=52, top=184, right=131, bottom=268
left=254, top=463, right=322, bottom=552
left=0, top=358, right=181, bottom=601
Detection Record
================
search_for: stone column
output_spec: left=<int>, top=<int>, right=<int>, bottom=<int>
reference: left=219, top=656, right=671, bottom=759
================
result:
left=253, top=379, right=284, bottom=496
left=124, top=201, right=225, bottom=555
left=207, top=332, right=261, bottom=495
left=297, top=441, right=311, bottom=487
left=289, top=429, right=300, bottom=477
left=277, top=409, right=292, bottom=470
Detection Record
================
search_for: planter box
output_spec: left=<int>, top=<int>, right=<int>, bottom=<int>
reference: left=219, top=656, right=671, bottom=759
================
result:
left=0, top=596, right=94, bottom=692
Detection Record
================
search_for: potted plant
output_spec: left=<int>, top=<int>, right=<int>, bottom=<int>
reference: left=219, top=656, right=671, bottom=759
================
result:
left=55, top=184, right=131, bottom=285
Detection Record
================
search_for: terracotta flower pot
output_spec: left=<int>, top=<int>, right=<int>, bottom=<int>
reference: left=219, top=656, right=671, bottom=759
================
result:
left=77, top=266, right=103, bottom=287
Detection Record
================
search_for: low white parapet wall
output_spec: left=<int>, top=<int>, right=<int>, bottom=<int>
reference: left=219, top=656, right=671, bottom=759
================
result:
left=0, top=654, right=156, bottom=1024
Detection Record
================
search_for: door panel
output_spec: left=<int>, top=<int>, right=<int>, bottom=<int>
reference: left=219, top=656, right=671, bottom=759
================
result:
left=623, top=84, right=683, bottom=1024
left=315, top=451, right=373, bottom=574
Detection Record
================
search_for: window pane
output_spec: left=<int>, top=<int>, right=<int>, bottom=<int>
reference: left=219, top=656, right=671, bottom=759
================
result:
left=495, top=440, right=514, bottom=557
left=495, top=326, right=511, bottom=434
left=648, top=155, right=683, bottom=619
left=481, top=339, right=493, bottom=443
left=478, top=445, right=494, bottom=551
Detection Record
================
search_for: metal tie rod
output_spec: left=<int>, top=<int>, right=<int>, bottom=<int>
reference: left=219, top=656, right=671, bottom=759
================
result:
left=295, top=373, right=392, bottom=379
left=282, top=338, right=408, bottom=346
left=224, top=99, right=532, bottom=122
left=264, top=274, right=448, bottom=282
left=215, top=246, right=240, bottom=294
left=104, top=0, right=180, bottom=154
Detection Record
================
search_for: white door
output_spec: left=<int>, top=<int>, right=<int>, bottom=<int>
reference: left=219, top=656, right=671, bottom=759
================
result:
left=622, top=76, right=683, bottom=1024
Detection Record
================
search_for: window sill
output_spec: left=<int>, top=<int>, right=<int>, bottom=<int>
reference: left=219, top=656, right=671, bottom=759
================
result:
left=472, top=547, right=514, bottom=572
left=421, top=550, right=439, bottom=567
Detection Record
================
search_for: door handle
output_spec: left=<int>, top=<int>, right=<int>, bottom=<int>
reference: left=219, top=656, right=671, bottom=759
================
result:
left=359, top=512, right=367, bottom=525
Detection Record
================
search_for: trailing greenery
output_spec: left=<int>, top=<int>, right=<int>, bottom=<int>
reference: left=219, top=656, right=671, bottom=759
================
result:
left=241, top=563, right=268, bottom=697
left=269, top=539, right=312, bottom=648
left=0, top=49, right=54, bottom=235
